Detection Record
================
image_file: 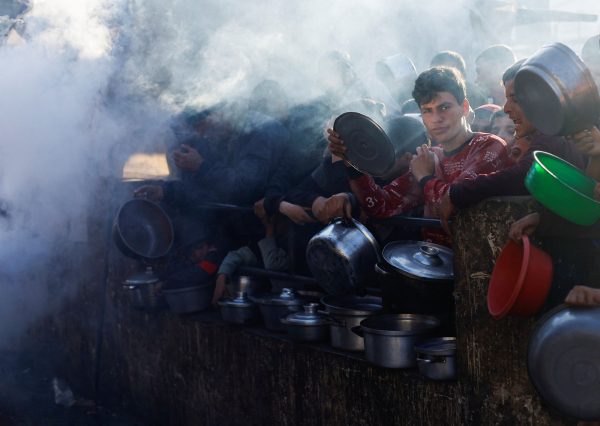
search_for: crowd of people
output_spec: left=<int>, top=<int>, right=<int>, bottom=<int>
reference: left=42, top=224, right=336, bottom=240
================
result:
left=133, top=35, right=600, bottom=317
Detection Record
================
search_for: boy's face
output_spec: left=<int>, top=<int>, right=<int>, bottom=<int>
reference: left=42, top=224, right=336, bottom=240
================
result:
left=419, top=91, right=469, bottom=146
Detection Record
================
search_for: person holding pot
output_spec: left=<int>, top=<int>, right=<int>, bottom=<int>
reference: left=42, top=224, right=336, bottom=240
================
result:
left=328, top=66, right=510, bottom=246
left=440, top=59, right=587, bottom=233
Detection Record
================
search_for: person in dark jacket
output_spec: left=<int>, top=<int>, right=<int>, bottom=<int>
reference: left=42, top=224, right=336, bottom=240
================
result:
left=135, top=101, right=290, bottom=208
left=440, top=59, right=586, bottom=232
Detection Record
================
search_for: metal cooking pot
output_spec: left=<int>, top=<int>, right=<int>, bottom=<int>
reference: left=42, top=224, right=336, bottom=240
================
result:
left=218, top=291, right=260, bottom=325
left=320, top=294, right=382, bottom=351
left=353, top=314, right=440, bottom=369
left=113, top=198, right=174, bottom=260
left=251, top=288, right=310, bottom=332
left=514, top=42, right=600, bottom=136
left=376, top=241, right=454, bottom=325
left=122, top=266, right=165, bottom=311
left=281, top=303, right=330, bottom=342
left=415, top=337, right=457, bottom=380
left=306, top=218, right=380, bottom=295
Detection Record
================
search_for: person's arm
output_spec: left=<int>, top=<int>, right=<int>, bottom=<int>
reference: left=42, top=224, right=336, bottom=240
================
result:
left=257, top=236, right=289, bottom=271
left=216, top=246, right=260, bottom=278
left=348, top=170, right=424, bottom=219
left=449, top=155, right=532, bottom=210
left=425, top=135, right=510, bottom=213
left=569, top=126, right=600, bottom=181
left=212, top=246, right=260, bottom=305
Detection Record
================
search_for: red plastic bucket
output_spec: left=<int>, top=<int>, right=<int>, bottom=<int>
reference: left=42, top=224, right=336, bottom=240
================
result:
left=487, top=235, right=553, bottom=319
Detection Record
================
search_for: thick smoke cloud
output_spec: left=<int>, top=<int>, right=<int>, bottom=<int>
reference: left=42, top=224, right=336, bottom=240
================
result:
left=0, top=0, right=598, bottom=346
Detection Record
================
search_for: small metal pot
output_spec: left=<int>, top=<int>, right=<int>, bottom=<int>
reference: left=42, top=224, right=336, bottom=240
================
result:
left=353, top=314, right=440, bottom=368
left=218, top=291, right=260, bottom=325
left=281, top=303, right=330, bottom=342
left=122, top=266, right=165, bottom=311
left=251, top=288, right=309, bottom=332
left=306, top=218, right=380, bottom=295
left=415, top=337, right=457, bottom=380
left=321, top=294, right=382, bottom=351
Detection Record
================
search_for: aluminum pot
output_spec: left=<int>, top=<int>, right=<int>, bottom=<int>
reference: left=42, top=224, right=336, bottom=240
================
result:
left=280, top=303, right=330, bottom=342
left=306, top=218, right=380, bottom=295
left=122, top=266, right=166, bottom=311
left=514, top=42, right=600, bottom=136
left=353, top=314, right=440, bottom=368
left=415, top=337, right=457, bottom=380
left=113, top=198, right=174, bottom=260
left=251, top=288, right=310, bottom=332
left=218, top=291, right=260, bottom=325
left=321, top=294, right=382, bottom=351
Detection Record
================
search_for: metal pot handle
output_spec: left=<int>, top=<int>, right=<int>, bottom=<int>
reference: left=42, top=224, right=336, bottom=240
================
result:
left=416, top=355, right=447, bottom=364
left=374, top=262, right=391, bottom=276
left=351, top=325, right=364, bottom=337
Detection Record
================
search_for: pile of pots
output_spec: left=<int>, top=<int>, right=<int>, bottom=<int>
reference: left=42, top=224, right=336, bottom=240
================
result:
left=215, top=287, right=456, bottom=379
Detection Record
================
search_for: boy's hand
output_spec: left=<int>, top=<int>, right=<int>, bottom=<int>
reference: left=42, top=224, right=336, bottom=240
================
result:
left=410, top=145, right=435, bottom=181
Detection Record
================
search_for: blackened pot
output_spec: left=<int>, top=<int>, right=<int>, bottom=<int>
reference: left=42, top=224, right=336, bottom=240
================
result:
left=376, top=241, right=454, bottom=324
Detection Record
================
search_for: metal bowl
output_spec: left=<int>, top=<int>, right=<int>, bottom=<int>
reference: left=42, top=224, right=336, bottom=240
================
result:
left=113, top=198, right=174, bottom=260
left=528, top=304, right=600, bottom=420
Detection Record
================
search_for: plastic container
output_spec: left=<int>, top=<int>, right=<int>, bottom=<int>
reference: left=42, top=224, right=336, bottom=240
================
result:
left=487, top=235, right=553, bottom=319
left=525, top=150, right=600, bottom=225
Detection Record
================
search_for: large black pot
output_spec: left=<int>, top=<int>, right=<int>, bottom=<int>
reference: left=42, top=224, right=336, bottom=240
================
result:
left=376, top=241, right=454, bottom=330
left=112, top=198, right=174, bottom=260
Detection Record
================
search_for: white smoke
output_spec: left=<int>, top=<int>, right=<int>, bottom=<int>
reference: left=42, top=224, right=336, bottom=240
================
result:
left=0, top=0, right=598, bottom=346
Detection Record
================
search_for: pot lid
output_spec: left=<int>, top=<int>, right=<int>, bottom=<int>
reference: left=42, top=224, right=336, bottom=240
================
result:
left=320, top=294, right=383, bottom=316
left=333, top=112, right=395, bottom=177
left=360, top=314, right=440, bottom=336
left=123, top=267, right=160, bottom=286
left=528, top=304, right=600, bottom=419
left=281, top=303, right=329, bottom=326
left=218, top=291, right=255, bottom=308
left=382, top=241, right=453, bottom=281
left=415, top=337, right=456, bottom=356
left=251, top=288, right=307, bottom=306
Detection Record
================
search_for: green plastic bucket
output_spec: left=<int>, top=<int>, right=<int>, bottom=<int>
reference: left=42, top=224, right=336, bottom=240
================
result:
left=525, top=151, right=600, bottom=226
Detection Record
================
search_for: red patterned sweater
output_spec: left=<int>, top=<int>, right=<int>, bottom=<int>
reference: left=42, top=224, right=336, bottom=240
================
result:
left=348, top=133, right=511, bottom=244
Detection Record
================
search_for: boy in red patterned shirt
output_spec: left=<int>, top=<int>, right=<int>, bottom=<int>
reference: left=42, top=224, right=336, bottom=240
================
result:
left=327, top=66, right=511, bottom=245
